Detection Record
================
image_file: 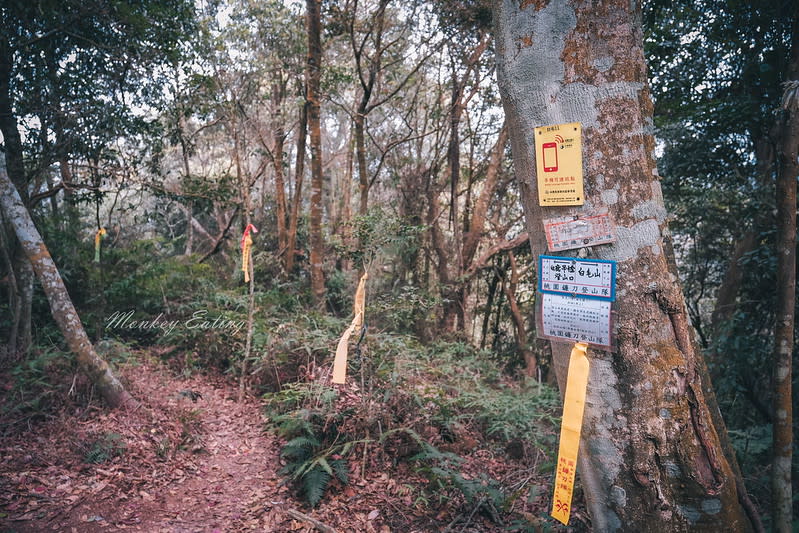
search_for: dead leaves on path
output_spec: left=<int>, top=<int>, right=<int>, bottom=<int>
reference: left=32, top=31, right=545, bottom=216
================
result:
left=1, top=356, right=559, bottom=532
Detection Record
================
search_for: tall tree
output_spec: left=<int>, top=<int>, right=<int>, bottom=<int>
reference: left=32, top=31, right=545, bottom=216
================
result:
left=0, top=155, right=135, bottom=408
left=494, top=0, right=755, bottom=530
left=771, top=8, right=799, bottom=529
left=306, top=0, right=325, bottom=304
left=0, top=0, right=195, bottom=352
left=645, top=0, right=795, bottom=375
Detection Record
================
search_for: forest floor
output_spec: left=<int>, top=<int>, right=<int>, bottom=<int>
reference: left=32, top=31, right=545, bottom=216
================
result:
left=0, top=354, right=578, bottom=532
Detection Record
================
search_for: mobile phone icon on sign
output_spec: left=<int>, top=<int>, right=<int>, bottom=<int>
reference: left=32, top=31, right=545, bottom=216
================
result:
left=542, top=142, right=558, bottom=172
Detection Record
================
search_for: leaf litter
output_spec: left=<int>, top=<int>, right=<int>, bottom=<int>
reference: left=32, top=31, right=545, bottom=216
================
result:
left=0, top=353, right=578, bottom=532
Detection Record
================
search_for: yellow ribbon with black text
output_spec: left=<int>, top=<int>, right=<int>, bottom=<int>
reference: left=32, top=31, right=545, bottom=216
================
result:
left=241, top=224, right=258, bottom=283
left=332, top=272, right=368, bottom=384
left=94, top=228, right=107, bottom=263
left=551, top=342, right=590, bottom=525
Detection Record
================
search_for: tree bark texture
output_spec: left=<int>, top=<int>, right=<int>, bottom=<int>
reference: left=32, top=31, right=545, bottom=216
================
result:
left=502, top=251, right=537, bottom=377
left=0, top=33, right=34, bottom=354
left=462, top=121, right=509, bottom=268
left=771, top=9, right=799, bottom=529
left=306, top=0, right=325, bottom=304
left=0, top=156, right=136, bottom=409
left=494, top=1, right=753, bottom=530
left=271, top=80, right=289, bottom=261
left=286, top=101, right=308, bottom=274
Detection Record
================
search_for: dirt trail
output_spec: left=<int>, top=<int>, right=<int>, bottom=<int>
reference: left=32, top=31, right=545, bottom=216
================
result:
left=0, top=360, right=307, bottom=532
left=119, top=375, right=283, bottom=532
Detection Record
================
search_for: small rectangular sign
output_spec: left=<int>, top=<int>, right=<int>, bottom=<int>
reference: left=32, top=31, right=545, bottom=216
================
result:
left=538, top=293, right=613, bottom=349
left=544, top=212, right=616, bottom=252
left=539, top=255, right=616, bottom=301
left=534, top=122, right=584, bottom=206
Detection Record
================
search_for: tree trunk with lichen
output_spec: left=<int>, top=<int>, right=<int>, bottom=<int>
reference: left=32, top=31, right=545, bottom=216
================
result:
left=0, top=155, right=136, bottom=409
left=494, top=0, right=755, bottom=530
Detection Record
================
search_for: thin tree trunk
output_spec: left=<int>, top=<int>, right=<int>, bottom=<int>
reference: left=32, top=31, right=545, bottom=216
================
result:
left=355, top=112, right=369, bottom=217
left=0, top=214, right=20, bottom=356
left=14, top=253, right=33, bottom=351
left=272, top=81, right=289, bottom=258
left=183, top=202, right=194, bottom=255
left=480, top=266, right=499, bottom=350
left=462, top=122, right=509, bottom=267
left=0, top=34, right=32, bottom=354
left=494, top=1, right=754, bottom=529
left=0, top=155, right=136, bottom=408
left=306, top=0, right=325, bottom=305
left=772, top=15, right=799, bottom=527
left=197, top=207, right=238, bottom=264
left=59, top=159, right=80, bottom=231
left=286, top=102, right=307, bottom=274
left=178, top=125, right=195, bottom=256
left=709, top=230, right=757, bottom=340
left=427, top=180, right=457, bottom=331
left=502, top=251, right=536, bottom=377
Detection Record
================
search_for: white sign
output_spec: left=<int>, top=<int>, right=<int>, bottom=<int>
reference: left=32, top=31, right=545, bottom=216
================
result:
left=539, top=256, right=616, bottom=301
left=544, top=212, right=616, bottom=252
left=539, top=293, right=613, bottom=348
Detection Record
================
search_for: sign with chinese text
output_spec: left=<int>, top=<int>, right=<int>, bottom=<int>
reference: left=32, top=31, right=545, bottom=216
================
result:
left=534, top=122, right=583, bottom=206
left=544, top=212, right=616, bottom=252
left=539, top=256, right=616, bottom=301
left=538, top=293, right=613, bottom=348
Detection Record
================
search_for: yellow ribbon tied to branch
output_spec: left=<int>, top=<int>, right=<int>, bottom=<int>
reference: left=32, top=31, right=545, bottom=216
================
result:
left=332, top=272, right=368, bottom=384
left=94, top=228, right=107, bottom=263
left=551, top=341, right=590, bottom=526
left=240, top=224, right=258, bottom=283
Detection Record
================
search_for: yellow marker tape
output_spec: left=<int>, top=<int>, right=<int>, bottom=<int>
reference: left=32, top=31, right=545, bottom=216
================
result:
left=551, top=342, right=590, bottom=525
left=94, top=228, right=107, bottom=263
left=242, top=234, right=253, bottom=282
left=241, top=224, right=258, bottom=283
left=332, top=272, right=368, bottom=384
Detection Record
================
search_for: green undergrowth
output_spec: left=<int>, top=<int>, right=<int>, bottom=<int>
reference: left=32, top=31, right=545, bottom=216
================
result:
left=262, top=324, right=562, bottom=526
left=7, top=237, right=562, bottom=526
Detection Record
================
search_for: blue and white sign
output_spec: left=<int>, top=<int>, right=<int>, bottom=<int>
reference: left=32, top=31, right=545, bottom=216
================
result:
left=538, top=255, right=616, bottom=301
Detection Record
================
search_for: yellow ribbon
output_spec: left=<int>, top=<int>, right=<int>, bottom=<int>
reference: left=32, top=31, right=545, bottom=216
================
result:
left=332, top=272, right=368, bottom=384
left=242, top=233, right=253, bottom=282
left=551, top=342, right=590, bottom=525
left=241, top=224, right=257, bottom=283
left=94, top=228, right=107, bottom=263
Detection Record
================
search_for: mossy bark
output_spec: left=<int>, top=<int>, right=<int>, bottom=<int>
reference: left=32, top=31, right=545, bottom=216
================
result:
left=493, top=0, right=754, bottom=530
left=0, top=156, right=136, bottom=409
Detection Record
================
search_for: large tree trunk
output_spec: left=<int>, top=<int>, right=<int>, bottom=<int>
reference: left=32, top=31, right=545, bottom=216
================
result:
left=306, top=0, right=325, bottom=304
left=494, top=1, right=754, bottom=530
left=0, top=156, right=136, bottom=409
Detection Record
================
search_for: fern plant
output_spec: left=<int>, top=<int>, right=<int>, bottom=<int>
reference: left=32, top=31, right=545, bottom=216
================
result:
left=409, top=438, right=505, bottom=512
left=275, top=409, right=362, bottom=507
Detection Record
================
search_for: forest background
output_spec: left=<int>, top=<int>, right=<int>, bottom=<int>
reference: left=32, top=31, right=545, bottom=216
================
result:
left=0, top=0, right=796, bottom=531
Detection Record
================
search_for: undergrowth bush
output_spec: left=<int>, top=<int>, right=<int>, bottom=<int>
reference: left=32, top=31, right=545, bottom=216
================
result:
left=262, top=317, right=561, bottom=517
left=2, top=347, right=83, bottom=433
